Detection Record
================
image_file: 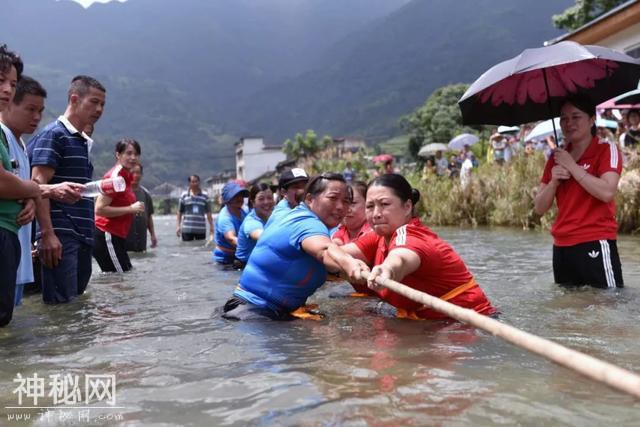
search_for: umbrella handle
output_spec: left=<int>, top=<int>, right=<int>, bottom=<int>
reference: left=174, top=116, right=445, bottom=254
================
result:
left=542, top=68, right=560, bottom=144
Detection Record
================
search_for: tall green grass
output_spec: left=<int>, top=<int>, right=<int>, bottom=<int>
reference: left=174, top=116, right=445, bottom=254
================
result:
left=408, top=151, right=640, bottom=234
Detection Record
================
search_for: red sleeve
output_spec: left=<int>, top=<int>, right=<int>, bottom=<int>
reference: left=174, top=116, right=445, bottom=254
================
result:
left=540, top=154, right=554, bottom=184
left=331, top=225, right=348, bottom=244
left=389, top=225, right=439, bottom=269
left=596, top=141, right=623, bottom=177
left=354, top=229, right=378, bottom=265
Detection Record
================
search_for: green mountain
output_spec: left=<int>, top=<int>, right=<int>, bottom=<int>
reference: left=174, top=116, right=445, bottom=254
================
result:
left=230, top=0, right=573, bottom=144
left=3, top=0, right=571, bottom=186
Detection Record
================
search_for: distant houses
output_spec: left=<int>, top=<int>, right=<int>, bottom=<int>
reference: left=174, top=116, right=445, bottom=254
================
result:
left=201, top=135, right=368, bottom=195
left=235, top=137, right=286, bottom=183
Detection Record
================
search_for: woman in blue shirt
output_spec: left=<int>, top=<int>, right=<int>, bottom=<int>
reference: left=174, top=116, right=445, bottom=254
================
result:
left=213, top=181, right=248, bottom=264
left=234, top=183, right=274, bottom=267
left=223, top=173, right=368, bottom=320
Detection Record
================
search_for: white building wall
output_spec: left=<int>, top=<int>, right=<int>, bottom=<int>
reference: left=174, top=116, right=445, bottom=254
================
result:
left=599, top=22, right=640, bottom=55
left=235, top=138, right=286, bottom=182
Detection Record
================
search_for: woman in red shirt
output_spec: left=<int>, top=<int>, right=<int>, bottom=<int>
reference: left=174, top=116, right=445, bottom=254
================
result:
left=93, top=139, right=144, bottom=272
left=339, top=174, right=495, bottom=320
left=332, top=180, right=374, bottom=295
left=332, top=180, right=370, bottom=245
left=534, top=94, right=623, bottom=288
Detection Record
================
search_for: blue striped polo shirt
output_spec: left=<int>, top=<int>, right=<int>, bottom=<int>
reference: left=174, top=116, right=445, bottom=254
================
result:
left=27, top=117, right=95, bottom=246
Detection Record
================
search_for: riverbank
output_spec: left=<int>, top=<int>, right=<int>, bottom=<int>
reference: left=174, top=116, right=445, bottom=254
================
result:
left=408, top=149, right=640, bottom=233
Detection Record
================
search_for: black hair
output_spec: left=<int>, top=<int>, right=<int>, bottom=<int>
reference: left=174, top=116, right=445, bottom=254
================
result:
left=0, top=44, right=23, bottom=81
left=350, top=180, right=368, bottom=200
left=562, top=93, right=596, bottom=136
left=305, top=172, right=351, bottom=201
left=68, top=75, right=106, bottom=101
left=628, top=109, right=640, bottom=118
left=188, top=175, right=200, bottom=183
left=13, top=76, right=47, bottom=105
left=115, top=138, right=141, bottom=155
left=368, top=173, right=420, bottom=207
left=248, top=182, right=272, bottom=209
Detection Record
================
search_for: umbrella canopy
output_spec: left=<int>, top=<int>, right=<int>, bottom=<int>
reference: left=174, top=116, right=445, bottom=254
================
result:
left=372, top=154, right=394, bottom=164
left=596, top=118, right=618, bottom=129
left=614, top=88, right=640, bottom=106
left=497, top=125, right=520, bottom=134
left=597, top=98, right=639, bottom=110
left=418, top=143, right=449, bottom=157
left=525, top=118, right=561, bottom=142
left=459, top=41, right=640, bottom=126
left=448, top=133, right=479, bottom=151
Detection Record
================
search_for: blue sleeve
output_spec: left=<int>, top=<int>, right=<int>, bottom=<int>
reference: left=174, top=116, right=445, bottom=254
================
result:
left=288, top=215, right=329, bottom=250
left=218, top=212, right=237, bottom=234
left=243, top=216, right=263, bottom=235
left=28, top=128, right=62, bottom=169
left=178, top=195, right=185, bottom=213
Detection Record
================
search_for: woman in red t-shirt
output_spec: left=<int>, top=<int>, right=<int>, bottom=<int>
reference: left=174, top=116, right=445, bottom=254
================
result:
left=93, top=139, right=144, bottom=273
left=534, top=94, right=623, bottom=288
left=332, top=181, right=370, bottom=245
left=339, top=174, right=496, bottom=320
left=331, top=180, right=373, bottom=295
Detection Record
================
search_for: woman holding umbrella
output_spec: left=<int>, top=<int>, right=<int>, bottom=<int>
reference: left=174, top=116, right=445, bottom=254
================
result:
left=534, top=94, right=623, bottom=288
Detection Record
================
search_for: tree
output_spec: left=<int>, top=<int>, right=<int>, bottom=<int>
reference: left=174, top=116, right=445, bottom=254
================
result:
left=552, top=0, right=627, bottom=31
left=282, top=129, right=332, bottom=160
left=401, top=83, right=485, bottom=159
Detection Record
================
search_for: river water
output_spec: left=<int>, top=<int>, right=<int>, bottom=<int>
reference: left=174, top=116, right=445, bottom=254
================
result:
left=1, top=216, right=639, bottom=426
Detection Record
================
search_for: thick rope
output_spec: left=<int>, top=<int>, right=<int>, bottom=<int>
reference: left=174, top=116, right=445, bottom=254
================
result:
left=363, top=271, right=640, bottom=399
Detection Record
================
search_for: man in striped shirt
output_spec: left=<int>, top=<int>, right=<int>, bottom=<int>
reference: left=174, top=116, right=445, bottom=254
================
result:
left=176, top=175, right=213, bottom=241
left=28, top=75, right=106, bottom=304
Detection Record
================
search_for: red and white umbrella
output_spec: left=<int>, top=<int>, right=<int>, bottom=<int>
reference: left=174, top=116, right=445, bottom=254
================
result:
left=459, top=41, right=640, bottom=126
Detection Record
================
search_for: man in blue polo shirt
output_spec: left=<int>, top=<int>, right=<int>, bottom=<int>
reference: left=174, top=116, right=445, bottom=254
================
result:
left=28, top=75, right=106, bottom=304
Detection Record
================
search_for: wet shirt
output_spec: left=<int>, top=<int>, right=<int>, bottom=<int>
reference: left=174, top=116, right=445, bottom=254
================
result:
left=28, top=118, right=94, bottom=245
left=235, top=209, right=266, bottom=263
left=264, top=198, right=292, bottom=229
left=178, top=191, right=210, bottom=235
left=2, top=124, right=34, bottom=284
left=541, top=137, right=622, bottom=246
left=0, top=128, right=21, bottom=234
left=95, top=164, right=137, bottom=238
left=234, top=203, right=328, bottom=311
left=213, top=205, right=246, bottom=263
left=354, top=218, right=495, bottom=320
left=332, top=222, right=371, bottom=245
left=126, top=186, right=154, bottom=252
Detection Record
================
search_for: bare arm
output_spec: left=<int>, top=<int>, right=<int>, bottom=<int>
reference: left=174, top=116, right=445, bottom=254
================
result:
left=40, top=182, right=84, bottom=203
left=147, top=214, right=157, bottom=247
left=0, top=163, right=40, bottom=199
left=176, top=211, right=182, bottom=237
left=248, top=228, right=263, bottom=241
left=95, top=194, right=143, bottom=217
left=206, top=211, right=214, bottom=235
left=367, top=247, right=421, bottom=291
left=31, top=166, right=62, bottom=268
left=534, top=165, right=570, bottom=215
left=553, top=149, right=620, bottom=203
left=301, top=236, right=370, bottom=279
left=223, top=230, right=238, bottom=247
